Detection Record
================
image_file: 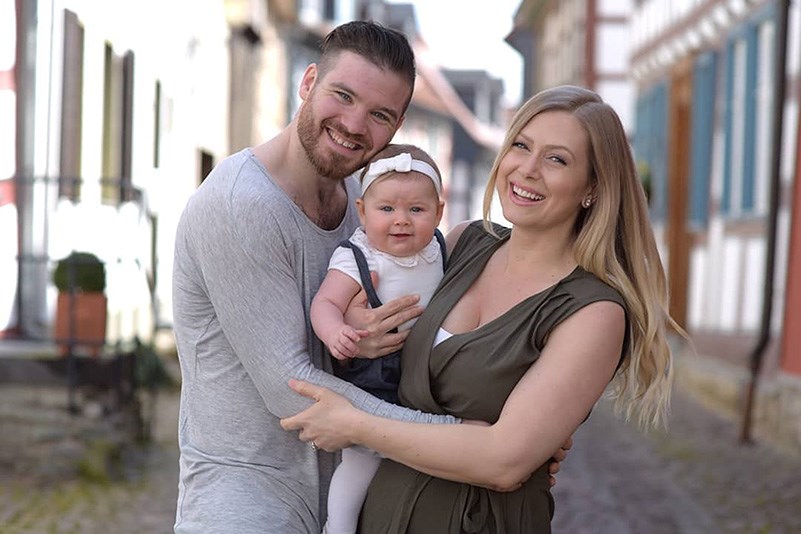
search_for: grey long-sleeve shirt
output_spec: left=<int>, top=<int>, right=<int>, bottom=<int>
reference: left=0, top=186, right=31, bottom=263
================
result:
left=172, top=149, right=456, bottom=533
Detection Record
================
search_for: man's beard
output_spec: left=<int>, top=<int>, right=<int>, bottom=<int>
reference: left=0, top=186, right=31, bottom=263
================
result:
left=296, top=102, right=371, bottom=181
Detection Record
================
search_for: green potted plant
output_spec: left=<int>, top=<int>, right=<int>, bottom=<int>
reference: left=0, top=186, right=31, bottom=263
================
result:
left=53, top=251, right=107, bottom=356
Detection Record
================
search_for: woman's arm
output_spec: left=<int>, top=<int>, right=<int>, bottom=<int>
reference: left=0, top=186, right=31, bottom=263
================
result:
left=282, top=300, right=624, bottom=489
left=311, top=269, right=367, bottom=359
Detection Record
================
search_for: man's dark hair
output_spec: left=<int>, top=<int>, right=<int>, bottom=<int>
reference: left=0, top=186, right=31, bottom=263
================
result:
left=318, top=20, right=416, bottom=105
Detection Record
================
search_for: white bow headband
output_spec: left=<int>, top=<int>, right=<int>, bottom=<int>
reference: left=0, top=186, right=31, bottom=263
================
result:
left=360, top=153, right=442, bottom=196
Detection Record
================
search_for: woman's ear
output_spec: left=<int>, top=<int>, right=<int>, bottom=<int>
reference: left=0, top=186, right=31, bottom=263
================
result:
left=582, top=183, right=597, bottom=207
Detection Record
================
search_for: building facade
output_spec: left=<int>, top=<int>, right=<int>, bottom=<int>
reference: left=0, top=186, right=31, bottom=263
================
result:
left=630, top=0, right=801, bottom=449
left=1, top=0, right=503, bottom=353
left=504, top=0, right=801, bottom=449
left=507, top=0, right=635, bottom=131
left=3, top=0, right=233, bottom=346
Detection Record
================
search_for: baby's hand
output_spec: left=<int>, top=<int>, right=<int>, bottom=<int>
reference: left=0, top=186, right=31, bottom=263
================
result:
left=327, top=325, right=368, bottom=360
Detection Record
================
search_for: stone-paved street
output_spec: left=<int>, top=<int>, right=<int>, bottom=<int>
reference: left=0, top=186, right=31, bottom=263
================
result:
left=1, top=383, right=800, bottom=533
left=552, top=386, right=801, bottom=533
left=0, top=387, right=180, bottom=534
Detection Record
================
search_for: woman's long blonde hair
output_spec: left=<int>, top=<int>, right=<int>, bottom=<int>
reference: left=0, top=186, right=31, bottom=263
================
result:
left=483, top=85, right=683, bottom=430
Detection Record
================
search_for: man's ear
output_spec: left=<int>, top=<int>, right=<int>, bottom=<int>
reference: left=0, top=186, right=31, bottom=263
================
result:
left=299, top=64, right=318, bottom=101
left=395, top=114, right=406, bottom=132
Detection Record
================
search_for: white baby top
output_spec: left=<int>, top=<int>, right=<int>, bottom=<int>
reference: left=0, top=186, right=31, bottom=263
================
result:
left=327, top=227, right=444, bottom=331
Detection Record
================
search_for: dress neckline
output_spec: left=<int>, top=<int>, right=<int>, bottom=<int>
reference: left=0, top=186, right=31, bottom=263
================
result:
left=438, top=228, right=581, bottom=339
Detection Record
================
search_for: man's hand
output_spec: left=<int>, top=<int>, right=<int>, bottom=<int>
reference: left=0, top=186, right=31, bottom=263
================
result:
left=547, top=435, right=573, bottom=487
left=344, top=272, right=423, bottom=358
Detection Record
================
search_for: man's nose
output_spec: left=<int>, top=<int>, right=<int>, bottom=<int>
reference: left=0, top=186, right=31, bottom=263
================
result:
left=340, top=108, right=368, bottom=136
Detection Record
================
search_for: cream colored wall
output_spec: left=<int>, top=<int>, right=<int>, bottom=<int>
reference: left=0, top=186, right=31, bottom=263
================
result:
left=27, top=0, right=232, bottom=342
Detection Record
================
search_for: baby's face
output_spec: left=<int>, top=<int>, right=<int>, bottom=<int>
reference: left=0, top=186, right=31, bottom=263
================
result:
left=356, top=172, right=443, bottom=257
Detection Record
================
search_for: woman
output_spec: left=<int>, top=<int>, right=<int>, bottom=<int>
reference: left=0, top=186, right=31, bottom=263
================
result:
left=282, top=85, right=681, bottom=532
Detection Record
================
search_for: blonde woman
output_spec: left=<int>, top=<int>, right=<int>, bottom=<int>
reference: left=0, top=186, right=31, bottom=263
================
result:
left=282, top=85, right=680, bottom=533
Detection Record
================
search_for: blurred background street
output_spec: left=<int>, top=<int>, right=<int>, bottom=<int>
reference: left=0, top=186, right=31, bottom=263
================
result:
left=2, top=0, right=801, bottom=532
left=2, top=363, right=800, bottom=533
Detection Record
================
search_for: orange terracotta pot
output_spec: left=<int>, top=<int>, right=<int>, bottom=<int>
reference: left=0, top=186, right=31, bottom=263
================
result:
left=55, top=292, right=107, bottom=357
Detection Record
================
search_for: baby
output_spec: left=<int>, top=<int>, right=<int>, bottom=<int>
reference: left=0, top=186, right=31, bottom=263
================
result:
left=310, top=143, right=446, bottom=534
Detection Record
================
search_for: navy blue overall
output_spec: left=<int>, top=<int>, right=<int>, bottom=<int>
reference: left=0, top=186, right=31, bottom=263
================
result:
left=332, top=229, right=447, bottom=403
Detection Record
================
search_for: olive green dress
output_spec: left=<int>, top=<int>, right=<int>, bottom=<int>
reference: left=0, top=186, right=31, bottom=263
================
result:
left=359, top=222, right=627, bottom=534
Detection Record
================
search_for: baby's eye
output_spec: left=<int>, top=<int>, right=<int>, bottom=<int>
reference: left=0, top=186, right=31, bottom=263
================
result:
left=379, top=206, right=393, bottom=212
left=410, top=207, right=424, bottom=213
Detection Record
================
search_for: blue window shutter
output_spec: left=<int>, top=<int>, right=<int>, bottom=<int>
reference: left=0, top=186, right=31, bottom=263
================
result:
left=689, top=51, right=717, bottom=227
left=633, top=81, right=669, bottom=222
left=722, top=40, right=735, bottom=216
left=653, top=82, right=669, bottom=222
left=741, top=24, right=758, bottom=213
left=635, top=87, right=655, bottom=215
left=634, top=94, right=648, bottom=165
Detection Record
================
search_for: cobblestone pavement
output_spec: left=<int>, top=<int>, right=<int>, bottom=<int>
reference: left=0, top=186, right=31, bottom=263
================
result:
left=552, top=386, right=801, bottom=533
left=0, top=389, right=180, bottom=534
left=1, top=384, right=800, bottom=533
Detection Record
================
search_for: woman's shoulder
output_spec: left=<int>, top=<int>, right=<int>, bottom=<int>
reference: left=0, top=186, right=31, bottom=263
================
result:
left=447, top=220, right=508, bottom=252
left=560, top=267, right=626, bottom=309
left=531, top=268, right=628, bottom=351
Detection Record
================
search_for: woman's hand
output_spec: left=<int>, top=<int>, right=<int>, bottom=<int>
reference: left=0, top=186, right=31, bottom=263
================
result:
left=547, top=435, right=573, bottom=487
left=280, top=379, right=363, bottom=451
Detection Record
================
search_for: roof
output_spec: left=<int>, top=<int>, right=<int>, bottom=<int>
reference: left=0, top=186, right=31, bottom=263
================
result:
left=410, top=42, right=505, bottom=151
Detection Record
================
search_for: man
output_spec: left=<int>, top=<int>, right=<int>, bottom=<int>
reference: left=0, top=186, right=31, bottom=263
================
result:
left=172, top=21, right=566, bottom=533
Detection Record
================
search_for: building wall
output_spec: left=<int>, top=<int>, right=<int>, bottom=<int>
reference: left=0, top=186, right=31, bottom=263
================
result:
left=631, top=0, right=801, bottom=450
left=633, top=0, right=798, bottom=340
left=0, top=0, right=17, bottom=333
left=524, top=0, right=635, bottom=131
left=12, top=0, right=231, bottom=342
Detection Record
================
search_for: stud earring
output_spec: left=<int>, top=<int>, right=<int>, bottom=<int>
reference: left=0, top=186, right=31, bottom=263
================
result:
left=582, top=197, right=593, bottom=208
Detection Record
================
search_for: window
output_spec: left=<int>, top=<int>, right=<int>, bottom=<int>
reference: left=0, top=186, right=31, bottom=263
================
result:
left=634, top=81, right=669, bottom=221
left=688, top=51, right=717, bottom=227
left=753, top=20, right=774, bottom=213
left=153, top=81, right=161, bottom=168
left=199, top=150, right=214, bottom=186
left=722, top=12, right=775, bottom=218
left=59, top=10, right=84, bottom=201
left=101, top=46, right=134, bottom=204
left=722, top=36, right=747, bottom=216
